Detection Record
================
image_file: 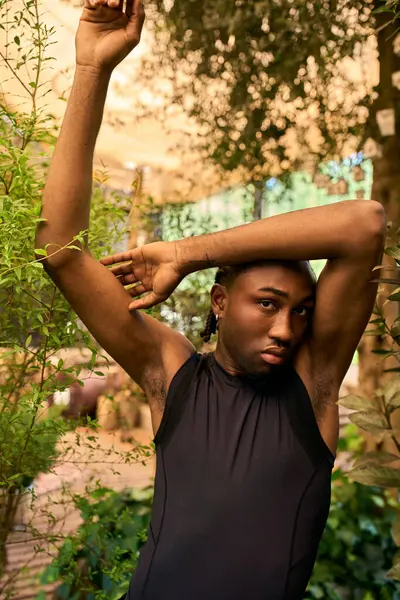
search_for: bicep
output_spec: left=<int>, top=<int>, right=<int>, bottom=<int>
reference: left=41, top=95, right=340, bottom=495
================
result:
left=46, top=253, right=191, bottom=389
left=309, top=249, right=381, bottom=384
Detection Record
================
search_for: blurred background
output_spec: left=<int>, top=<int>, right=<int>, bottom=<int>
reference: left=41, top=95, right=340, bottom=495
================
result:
left=1, top=1, right=400, bottom=598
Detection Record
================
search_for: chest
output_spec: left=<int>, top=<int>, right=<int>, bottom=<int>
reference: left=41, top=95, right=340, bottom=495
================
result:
left=164, top=374, right=316, bottom=487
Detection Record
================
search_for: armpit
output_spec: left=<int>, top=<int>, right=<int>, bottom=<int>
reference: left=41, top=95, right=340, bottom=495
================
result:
left=144, top=371, right=167, bottom=413
left=313, top=370, right=337, bottom=423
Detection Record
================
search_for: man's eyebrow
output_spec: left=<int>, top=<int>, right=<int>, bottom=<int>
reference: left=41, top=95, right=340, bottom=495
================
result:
left=258, top=287, right=288, bottom=299
left=258, top=287, right=315, bottom=304
left=299, top=294, right=315, bottom=304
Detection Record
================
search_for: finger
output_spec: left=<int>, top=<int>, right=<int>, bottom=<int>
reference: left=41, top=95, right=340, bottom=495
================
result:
left=101, top=251, right=134, bottom=266
left=127, top=283, right=147, bottom=296
left=87, top=0, right=122, bottom=7
left=127, top=0, right=145, bottom=28
left=126, top=0, right=133, bottom=17
left=109, top=262, right=134, bottom=276
left=129, top=0, right=144, bottom=19
left=129, top=292, right=163, bottom=311
left=119, top=273, right=140, bottom=286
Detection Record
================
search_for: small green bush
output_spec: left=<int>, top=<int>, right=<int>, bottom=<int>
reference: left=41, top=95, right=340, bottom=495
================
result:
left=306, top=469, right=400, bottom=600
left=39, top=486, right=154, bottom=600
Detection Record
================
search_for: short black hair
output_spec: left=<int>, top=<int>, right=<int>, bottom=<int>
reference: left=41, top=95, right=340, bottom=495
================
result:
left=199, top=260, right=316, bottom=343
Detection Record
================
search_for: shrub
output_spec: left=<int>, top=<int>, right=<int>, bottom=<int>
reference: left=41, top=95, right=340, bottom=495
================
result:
left=0, top=0, right=133, bottom=586
left=307, top=469, right=400, bottom=599
left=39, top=486, right=154, bottom=600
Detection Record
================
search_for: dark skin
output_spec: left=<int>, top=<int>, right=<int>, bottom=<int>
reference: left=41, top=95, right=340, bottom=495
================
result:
left=36, top=0, right=385, bottom=456
left=211, top=264, right=335, bottom=442
left=97, top=208, right=384, bottom=457
left=212, top=263, right=316, bottom=379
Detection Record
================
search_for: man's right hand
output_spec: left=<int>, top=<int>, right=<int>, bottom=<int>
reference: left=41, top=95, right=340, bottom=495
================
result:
left=101, top=241, right=187, bottom=311
left=76, top=0, right=145, bottom=73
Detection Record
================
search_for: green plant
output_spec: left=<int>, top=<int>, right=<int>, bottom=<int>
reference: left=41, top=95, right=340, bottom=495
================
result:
left=0, top=0, right=140, bottom=589
left=330, top=236, right=400, bottom=580
left=157, top=202, right=219, bottom=348
left=306, top=469, right=400, bottom=600
left=39, top=486, right=154, bottom=600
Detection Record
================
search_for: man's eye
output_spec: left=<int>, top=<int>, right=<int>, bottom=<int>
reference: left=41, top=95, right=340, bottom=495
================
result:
left=294, top=306, right=310, bottom=317
left=259, top=300, right=275, bottom=310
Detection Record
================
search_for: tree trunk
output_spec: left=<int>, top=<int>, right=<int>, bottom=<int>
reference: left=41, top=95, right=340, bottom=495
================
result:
left=358, top=7, right=400, bottom=405
left=129, top=167, right=162, bottom=249
left=252, top=181, right=264, bottom=221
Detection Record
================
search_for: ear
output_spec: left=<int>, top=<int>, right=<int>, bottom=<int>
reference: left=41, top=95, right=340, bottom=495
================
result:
left=211, top=283, right=228, bottom=318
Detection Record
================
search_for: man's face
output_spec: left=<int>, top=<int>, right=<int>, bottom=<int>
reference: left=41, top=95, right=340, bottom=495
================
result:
left=212, top=264, right=315, bottom=376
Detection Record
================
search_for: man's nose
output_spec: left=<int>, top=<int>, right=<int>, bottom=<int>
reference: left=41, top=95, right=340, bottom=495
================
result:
left=268, top=313, right=293, bottom=345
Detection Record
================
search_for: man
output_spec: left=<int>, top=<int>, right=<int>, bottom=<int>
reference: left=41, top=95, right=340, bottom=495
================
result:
left=36, top=1, right=385, bottom=598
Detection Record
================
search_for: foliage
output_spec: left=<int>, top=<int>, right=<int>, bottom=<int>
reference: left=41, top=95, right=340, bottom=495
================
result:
left=375, top=0, right=400, bottom=20
left=327, top=236, right=400, bottom=581
left=147, top=0, right=374, bottom=185
left=0, top=0, right=139, bottom=590
left=306, top=427, right=400, bottom=598
left=158, top=203, right=218, bottom=348
left=307, top=469, right=400, bottom=600
left=39, top=486, right=154, bottom=600
left=0, top=398, right=59, bottom=490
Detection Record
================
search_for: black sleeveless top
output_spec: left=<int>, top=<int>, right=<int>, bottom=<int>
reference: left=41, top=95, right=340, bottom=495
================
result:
left=126, top=352, right=334, bottom=600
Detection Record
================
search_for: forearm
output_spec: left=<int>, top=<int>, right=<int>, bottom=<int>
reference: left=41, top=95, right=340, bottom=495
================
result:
left=36, top=67, right=111, bottom=266
left=178, top=200, right=385, bottom=272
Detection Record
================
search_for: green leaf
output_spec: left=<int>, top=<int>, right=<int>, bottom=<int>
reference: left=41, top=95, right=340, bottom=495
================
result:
left=26, top=334, right=32, bottom=347
left=364, top=329, right=382, bottom=336
left=338, top=394, right=374, bottom=411
left=374, top=4, right=396, bottom=13
left=386, top=247, right=400, bottom=261
left=34, top=248, right=47, bottom=257
left=383, top=378, right=400, bottom=407
left=388, top=292, right=400, bottom=302
left=348, top=410, right=389, bottom=434
left=393, top=516, right=400, bottom=546
left=14, top=35, right=20, bottom=45
left=387, top=562, right=400, bottom=580
left=353, top=451, right=399, bottom=468
left=349, top=465, right=400, bottom=488
left=391, top=323, right=400, bottom=339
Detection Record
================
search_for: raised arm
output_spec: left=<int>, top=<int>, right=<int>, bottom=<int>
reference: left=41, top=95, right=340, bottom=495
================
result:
left=175, top=200, right=385, bottom=380
left=35, top=0, right=194, bottom=432
left=109, top=199, right=385, bottom=393
left=108, top=200, right=384, bottom=452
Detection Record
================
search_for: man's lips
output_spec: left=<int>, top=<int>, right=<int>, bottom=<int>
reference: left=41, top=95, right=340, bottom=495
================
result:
left=260, top=349, right=289, bottom=365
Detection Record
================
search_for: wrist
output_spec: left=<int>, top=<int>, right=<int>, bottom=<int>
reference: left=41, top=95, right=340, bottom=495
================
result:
left=74, top=64, right=112, bottom=87
left=175, top=235, right=219, bottom=276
